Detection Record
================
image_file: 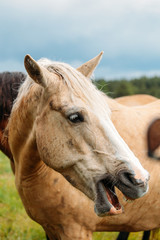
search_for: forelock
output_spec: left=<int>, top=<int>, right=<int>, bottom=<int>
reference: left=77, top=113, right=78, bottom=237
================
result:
left=13, top=58, right=111, bottom=118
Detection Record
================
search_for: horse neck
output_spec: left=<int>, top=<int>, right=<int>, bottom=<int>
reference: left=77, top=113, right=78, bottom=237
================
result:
left=105, top=96, right=124, bottom=112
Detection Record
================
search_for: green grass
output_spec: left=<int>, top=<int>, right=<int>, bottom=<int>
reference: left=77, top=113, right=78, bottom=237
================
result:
left=0, top=152, right=159, bottom=239
left=0, top=152, right=46, bottom=240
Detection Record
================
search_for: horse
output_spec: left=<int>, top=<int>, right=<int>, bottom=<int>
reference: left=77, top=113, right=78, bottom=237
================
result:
left=5, top=52, right=159, bottom=240
left=147, top=118, right=160, bottom=240
left=0, top=71, right=26, bottom=172
left=147, top=118, right=160, bottom=159
left=116, top=94, right=157, bottom=107
left=115, top=94, right=159, bottom=240
left=0, top=71, right=155, bottom=240
left=0, top=71, right=153, bottom=240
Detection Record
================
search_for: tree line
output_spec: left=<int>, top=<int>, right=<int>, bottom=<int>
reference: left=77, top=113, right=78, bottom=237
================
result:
left=94, top=76, right=160, bottom=98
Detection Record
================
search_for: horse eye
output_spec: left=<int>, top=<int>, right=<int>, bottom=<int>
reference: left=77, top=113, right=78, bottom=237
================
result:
left=68, top=112, right=84, bottom=123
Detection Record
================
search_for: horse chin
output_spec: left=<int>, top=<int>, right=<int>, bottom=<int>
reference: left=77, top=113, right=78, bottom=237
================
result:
left=94, top=179, right=122, bottom=217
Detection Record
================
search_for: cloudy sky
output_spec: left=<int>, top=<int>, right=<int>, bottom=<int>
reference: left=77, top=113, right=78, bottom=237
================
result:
left=1, top=0, right=160, bottom=79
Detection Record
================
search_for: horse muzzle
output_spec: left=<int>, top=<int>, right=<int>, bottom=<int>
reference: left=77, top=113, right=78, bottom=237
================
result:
left=94, top=170, right=149, bottom=217
left=116, top=170, right=149, bottom=199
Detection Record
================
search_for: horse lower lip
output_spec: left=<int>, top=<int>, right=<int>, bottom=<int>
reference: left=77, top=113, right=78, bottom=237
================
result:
left=123, top=195, right=134, bottom=203
left=94, top=181, right=122, bottom=217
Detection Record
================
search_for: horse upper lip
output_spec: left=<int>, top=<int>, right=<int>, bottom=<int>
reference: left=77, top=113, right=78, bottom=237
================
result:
left=115, top=170, right=148, bottom=199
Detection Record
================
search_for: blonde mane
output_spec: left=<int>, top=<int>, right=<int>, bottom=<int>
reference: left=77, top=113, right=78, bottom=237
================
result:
left=13, top=58, right=111, bottom=118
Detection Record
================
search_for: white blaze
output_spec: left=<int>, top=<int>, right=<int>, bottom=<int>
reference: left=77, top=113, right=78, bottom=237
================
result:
left=100, top=117, right=149, bottom=182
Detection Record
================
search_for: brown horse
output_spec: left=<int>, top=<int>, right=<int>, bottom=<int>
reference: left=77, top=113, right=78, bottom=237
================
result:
left=147, top=118, right=160, bottom=159
left=0, top=71, right=26, bottom=171
left=5, top=53, right=160, bottom=240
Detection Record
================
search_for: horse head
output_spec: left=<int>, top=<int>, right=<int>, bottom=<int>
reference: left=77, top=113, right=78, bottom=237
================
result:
left=11, top=53, right=150, bottom=217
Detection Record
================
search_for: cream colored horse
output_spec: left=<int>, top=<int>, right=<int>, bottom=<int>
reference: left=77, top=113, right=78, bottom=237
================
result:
left=7, top=53, right=159, bottom=240
left=116, top=94, right=157, bottom=106
left=115, top=94, right=159, bottom=240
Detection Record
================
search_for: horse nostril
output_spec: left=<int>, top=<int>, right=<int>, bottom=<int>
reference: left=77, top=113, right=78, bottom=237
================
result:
left=130, top=176, right=145, bottom=187
left=118, top=171, right=145, bottom=187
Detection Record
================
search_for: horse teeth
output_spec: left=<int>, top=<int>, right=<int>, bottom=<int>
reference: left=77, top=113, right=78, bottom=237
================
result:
left=123, top=196, right=133, bottom=203
left=123, top=196, right=127, bottom=202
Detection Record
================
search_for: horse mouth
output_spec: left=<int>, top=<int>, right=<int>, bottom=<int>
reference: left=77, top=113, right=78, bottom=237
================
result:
left=94, top=170, right=148, bottom=217
left=94, top=178, right=122, bottom=217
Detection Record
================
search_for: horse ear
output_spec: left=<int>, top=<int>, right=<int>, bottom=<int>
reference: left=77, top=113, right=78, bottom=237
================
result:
left=24, top=55, right=47, bottom=88
left=77, top=51, right=103, bottom=78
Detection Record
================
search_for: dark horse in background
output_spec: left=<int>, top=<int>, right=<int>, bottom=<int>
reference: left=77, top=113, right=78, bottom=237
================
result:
left=0, top=72, right=26, bottom=172
left=0, top=71, right=156, bottom=240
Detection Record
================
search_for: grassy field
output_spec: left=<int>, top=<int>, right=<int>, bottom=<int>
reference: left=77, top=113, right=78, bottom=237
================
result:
left=0, top=151, right=158, bottom=240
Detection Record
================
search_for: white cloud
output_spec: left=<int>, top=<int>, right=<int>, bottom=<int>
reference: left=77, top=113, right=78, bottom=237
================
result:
left=1, top=0, right=160, bottom=78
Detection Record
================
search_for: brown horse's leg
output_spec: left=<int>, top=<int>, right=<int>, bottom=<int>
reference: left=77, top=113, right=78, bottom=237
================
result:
left=142, top=231, right=150, bottom=240
left=46, top=233, right=59, bottom=240
left=10, top=160, right=15, bottom=174
left=45, top=232, right=60, bottom=240
left=46, top=234, right=50, bottom=240
left=116, top=232, right=130, bottom=240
